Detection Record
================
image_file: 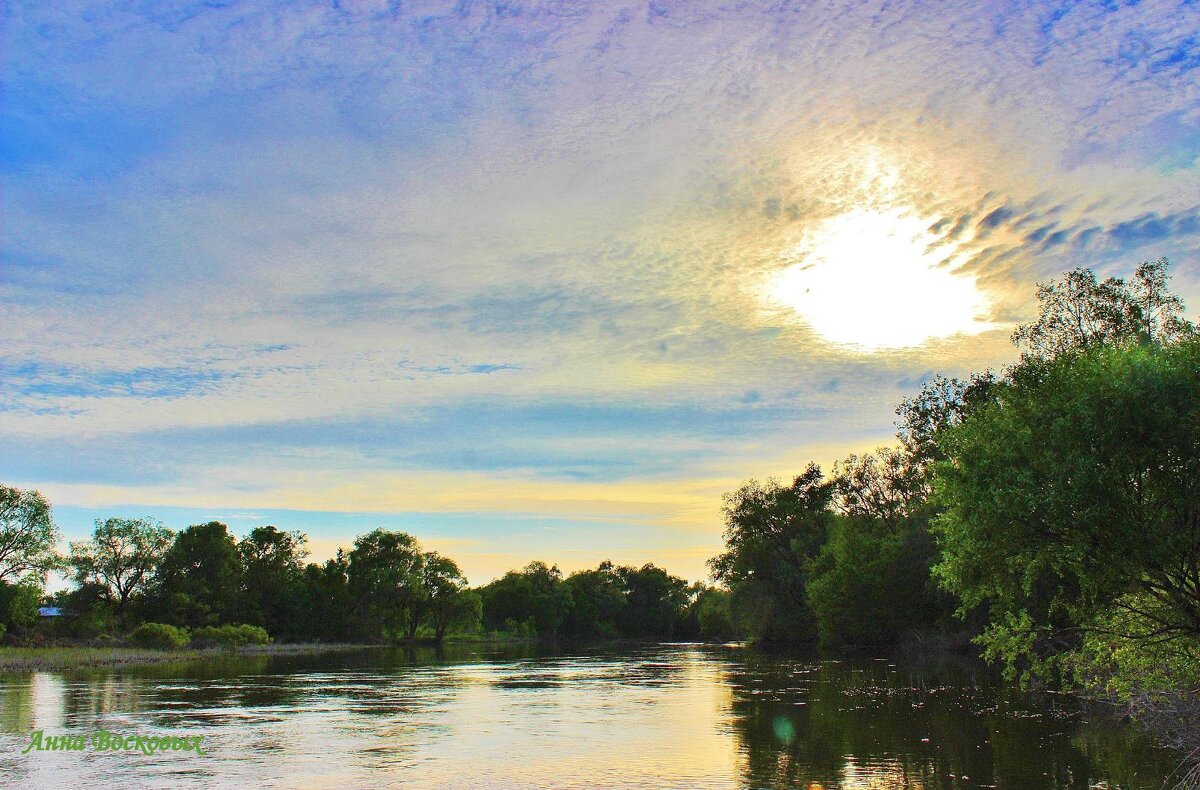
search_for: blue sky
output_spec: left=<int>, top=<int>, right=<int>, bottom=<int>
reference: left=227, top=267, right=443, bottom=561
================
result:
left=3, top=0, right=1199, bottom=583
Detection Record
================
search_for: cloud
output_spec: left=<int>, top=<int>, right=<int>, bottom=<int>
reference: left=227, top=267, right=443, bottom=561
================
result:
left=3, top=0, right=1200, bottom=578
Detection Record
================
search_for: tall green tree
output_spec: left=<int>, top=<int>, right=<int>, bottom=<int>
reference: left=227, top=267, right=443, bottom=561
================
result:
left=932, top=258, right=1199, bottom=683
left=419, top=551, right=470, bottom=643
left=1011, top=257, right=1193, bottom=358
left=294, top=551, right=353, bottom=642
left=0, top=581, right=41, bottom=634
left=693, top=586, right=735, bottom=641
left=239, top=526, right=309, bottom=638
left=934, top=341, right=1200, bottom=680
left=804, top=447, right=953, bottom=648
left=430, top=588, right=482, bottom=643
left=562, top=561, right=627, bottom=638
left=348, top=529, right=425, bottom=642
left=617, top=563, right=689, bottom=638
left=69, top=517, right=173, bottom=621
left=709, top=465, right=834, bottom=643
left=479, top=561, right=572, bottom=637
left=155, top=522, right=243, bottom=628
left=0, top=485, right=61, bottom=585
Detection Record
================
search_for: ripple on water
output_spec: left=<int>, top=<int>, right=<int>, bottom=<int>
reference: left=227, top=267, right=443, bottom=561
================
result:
left=0, top=645, right=1182, bottom=789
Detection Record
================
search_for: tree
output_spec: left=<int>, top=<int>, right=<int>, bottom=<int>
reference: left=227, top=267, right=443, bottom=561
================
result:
left=431, top=589, right=482, bottom=643
left=695, top=587, right=735, bottom=641
left=934, top=341, right=1200, bottom=681
left=709, top=465, right=834, bottom=643
left=930, top=259, right=1199, bottom=682
left=806, top=518, right=941, bottom=648
left=617, top=563, right=689, bottom=638
left=0, top=581, right=42, bottom=633
left=799, top=447, right=952, bottom=649
left=833, top=447, right=929, bottom=529
left=1011, top=257, right=1193, bottom=359
left=895, top=373, right=997, bottom=468
left=420, top=551, right=470, bottom=643
left=0, top=486, right=61, bottom=584
left=479, top=561, right=572, bottom=637
left=562, top=561, right=627, bottom=638
left=69, top=517, right=173, bottom=620
left=155, top=522, right=243, bottom=628
left=294, top=551, right=353, bottom=642
left=239, top=526, right=308, bottom=638
left=348, top=529, right=425, bottom=642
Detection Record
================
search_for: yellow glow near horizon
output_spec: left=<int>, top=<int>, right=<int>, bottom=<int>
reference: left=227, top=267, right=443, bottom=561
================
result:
left=770, top=207, right=992, bottom=350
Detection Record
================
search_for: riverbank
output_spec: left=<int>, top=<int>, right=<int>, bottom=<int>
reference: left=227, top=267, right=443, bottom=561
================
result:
left=0, top=643, right=375, bottom=672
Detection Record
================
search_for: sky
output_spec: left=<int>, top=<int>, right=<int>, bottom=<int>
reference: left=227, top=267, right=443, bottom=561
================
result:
left=2, top=0, right=1199, bottom=585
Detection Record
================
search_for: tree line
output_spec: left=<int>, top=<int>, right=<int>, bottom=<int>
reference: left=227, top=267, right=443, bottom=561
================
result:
left=0, top=504, right=732, bottom=644
left=709, top=257, right=1200, bottom=702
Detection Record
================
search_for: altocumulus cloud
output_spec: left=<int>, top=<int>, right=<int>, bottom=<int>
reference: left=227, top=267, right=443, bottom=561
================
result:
left=2, top=0, right=1199, bottom=581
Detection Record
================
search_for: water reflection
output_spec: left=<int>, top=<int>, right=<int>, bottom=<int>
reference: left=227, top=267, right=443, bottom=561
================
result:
left=0, top=644, right=1177, bottom=788
left=724, top=650, right=1173, bottom=789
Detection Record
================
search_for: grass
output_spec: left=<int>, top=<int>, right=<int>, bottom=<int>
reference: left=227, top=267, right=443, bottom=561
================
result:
left=0, top=643, right=373, bottom=672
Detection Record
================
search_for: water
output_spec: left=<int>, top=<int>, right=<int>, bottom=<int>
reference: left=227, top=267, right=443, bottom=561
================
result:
left=0, top=643, right=1178, bottom=788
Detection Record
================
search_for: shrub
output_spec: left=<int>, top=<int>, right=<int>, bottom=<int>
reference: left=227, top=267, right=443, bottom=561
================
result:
left=128, top=622, right=189, bottom=650
left=190, top=624, right=270, bottom=650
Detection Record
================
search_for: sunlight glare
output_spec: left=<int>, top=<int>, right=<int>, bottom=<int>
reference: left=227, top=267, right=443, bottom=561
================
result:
left=770, top=207, right=991, bottom=350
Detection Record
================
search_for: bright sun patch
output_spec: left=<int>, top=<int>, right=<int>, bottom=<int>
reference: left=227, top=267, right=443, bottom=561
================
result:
left=770, top=207, right=992, bottom=350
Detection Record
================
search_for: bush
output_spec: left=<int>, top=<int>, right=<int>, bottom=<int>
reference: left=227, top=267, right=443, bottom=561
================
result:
left=0, top=582, right=42, bottom=632
left=128, top=622, right=189, bottom=650
left=190, top=624, right=270, bottom=650
left=70, top=608, right=116, bottom=640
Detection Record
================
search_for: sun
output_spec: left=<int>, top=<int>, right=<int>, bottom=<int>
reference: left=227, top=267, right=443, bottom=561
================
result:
left=769, top=207, right=992, bottom=350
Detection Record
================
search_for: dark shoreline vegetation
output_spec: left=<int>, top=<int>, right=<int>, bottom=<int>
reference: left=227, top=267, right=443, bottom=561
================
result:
left=0, top=642, right=376, bottom=672
left=1, top=259, right=1198, bottom=782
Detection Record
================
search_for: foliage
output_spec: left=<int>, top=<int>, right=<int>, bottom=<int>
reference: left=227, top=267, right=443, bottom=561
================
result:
left=191, top=623, right=271, bottom=650
left=895, top=372, right=998, bottom=469
left=421, top=552, right=472, bottom=642
left=0, top=581, right=42, bottom=632
left=930, top=260, right=1198, bottom=686
left=806, top=520, right=942, bottom=649
left=934, top=341, right=1200, bottom=681
left=348, top=529, right=426, bottom=642
left=708, top=466, right=834, bottom=643
left=482, top=559, right=696, bottom=641
left=128, top=622, right=189, bottom=650
left=1072, top=595, right=1200, bottom=698
left=69, top=517, right=173, bottom=619
left=479, top=561, right=572, bottom=637
left=802, top=447, right=955, bottom=649
left=562, top=561, right=626, bottom=638
left=833, top=447, right=929, bottom=525
left=617, top=563, right=689, bottom=637
left=1011, top=257, right=1194, bottom=358
left=293, top=552, right=354, bottom=642
left=155, top=522, right=243, bottom=628
left=432, top=589, right=482, bottom=641
left=0, top=486, right=61, bottom=585
left=695, top=587, right=735, bottom=641
left=239, top=526, right=308, bottom=639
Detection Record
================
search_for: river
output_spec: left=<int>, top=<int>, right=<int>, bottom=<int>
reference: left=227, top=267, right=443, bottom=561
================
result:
left=0, top=643, right=1179, bottom=788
